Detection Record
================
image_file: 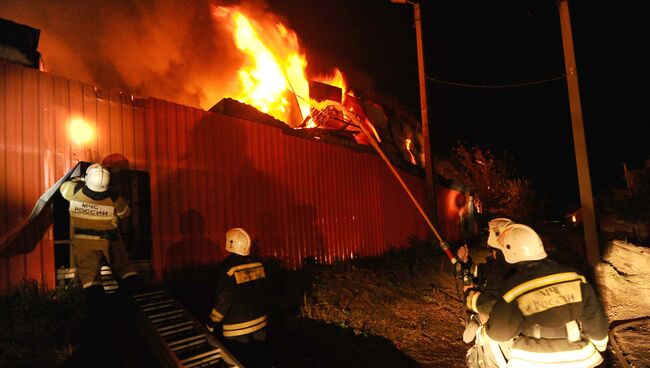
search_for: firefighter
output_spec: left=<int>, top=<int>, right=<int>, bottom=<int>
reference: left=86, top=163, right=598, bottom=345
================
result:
left=459, top=218, right=516, bottom=367
left=207, top=227, right=270, bottom=368
left=479, top=223, right=609, bottom=368
left=59, top=163, right=142, bottom=302
left=460, top=218, right=515, bottom=319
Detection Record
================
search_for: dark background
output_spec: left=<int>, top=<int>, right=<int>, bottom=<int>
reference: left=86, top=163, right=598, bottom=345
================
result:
left=267, top=0, right=649, bottom=218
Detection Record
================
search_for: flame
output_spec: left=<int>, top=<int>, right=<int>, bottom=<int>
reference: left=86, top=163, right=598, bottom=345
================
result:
left=213, top=6, right=384, bottom=147
left=215, top=7, right=311, bottom=127
left=405, top=138, right=417, bottom=165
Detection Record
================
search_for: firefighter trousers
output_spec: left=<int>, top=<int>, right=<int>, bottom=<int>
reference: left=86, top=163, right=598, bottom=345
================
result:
left=72, top=236, right=138, bottom=289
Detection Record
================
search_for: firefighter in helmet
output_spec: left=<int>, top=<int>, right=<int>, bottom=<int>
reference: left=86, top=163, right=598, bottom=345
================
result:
left=207, top=228, right=270, bottom=367
left=59, top=163, right=142, bottom=302
left=478, top=224, right=609, bottom=368
left=459, top=218, right=516, bottom=367
left=460, top=218, right=515, bottom=318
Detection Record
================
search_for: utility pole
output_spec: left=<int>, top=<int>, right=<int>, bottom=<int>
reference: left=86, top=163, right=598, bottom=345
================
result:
left=558, top=0, right=600, bottom=266
left=391, top=0, right=438, bottom=227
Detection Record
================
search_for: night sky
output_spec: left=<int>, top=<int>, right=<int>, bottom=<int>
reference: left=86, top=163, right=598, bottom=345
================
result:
left=267, top=0, right=650, bottom=217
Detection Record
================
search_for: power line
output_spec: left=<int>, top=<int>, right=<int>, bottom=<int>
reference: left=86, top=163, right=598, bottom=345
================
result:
left=426, top=74, right=565, bottom=89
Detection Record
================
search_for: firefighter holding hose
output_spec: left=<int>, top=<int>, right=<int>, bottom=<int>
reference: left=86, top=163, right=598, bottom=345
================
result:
left=476, top=223, right=610, bottom=368
left=60, top=163, right=143, bottom=305
left=458, top=218, right=516, bottom=367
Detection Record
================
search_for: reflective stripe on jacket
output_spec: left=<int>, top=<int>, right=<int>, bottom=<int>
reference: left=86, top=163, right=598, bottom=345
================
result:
left=484, top=259, right=609, bottom=368
left=60, top=181, right=130, bottom=235
left=209, top=254, right=269, bottom=338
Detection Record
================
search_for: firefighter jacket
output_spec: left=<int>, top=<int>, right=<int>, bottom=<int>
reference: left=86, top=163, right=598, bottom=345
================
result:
left=464, top=253, right=513, bottom=318
left=209, top=254, right=269, bottom=338
left=483, top=259, right=609, bottom=368
left=60, top=181, right=130, bottom=238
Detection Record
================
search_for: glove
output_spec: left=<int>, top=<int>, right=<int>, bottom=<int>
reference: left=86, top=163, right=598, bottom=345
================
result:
left=463, top=316, right=480, bottom=343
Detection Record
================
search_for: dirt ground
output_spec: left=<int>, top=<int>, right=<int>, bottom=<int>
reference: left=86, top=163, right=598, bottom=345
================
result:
left=269, top=249, right=470, bottom=368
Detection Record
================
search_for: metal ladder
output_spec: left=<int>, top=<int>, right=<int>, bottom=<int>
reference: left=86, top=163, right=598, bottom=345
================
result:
left=129, top=288, right=244, bottom=368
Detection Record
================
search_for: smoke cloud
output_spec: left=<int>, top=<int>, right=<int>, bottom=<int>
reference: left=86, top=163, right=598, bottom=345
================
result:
left=0, top=0, right=271, bottom=109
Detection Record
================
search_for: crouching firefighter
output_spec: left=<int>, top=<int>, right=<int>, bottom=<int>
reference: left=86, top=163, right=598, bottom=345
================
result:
left=458, top=218, right=515, bottom=368
left=479, top=224, right=610, bottom=368
left=60, top=163, right=144, bottom=306
left=207, top=228, right=270, bottom=368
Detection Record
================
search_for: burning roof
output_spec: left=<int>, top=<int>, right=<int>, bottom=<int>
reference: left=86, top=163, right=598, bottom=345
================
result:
left=0, top=1, right=424, bottom=171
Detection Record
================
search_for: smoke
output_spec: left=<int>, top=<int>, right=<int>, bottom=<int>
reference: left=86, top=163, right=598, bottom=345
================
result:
left=0, top=0, right=411, bottom=119
left=0, top=0, right=259, bottom=109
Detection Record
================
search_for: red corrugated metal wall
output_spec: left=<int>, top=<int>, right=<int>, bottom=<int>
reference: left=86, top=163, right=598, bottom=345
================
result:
left=0, top=62, right=447, bottom=290
left=145, top=98, right=430, bottom=275
left=0, top=62, right=148, bottom=290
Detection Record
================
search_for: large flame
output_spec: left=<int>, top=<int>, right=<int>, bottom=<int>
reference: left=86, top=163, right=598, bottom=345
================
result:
left=213, top=6, right=383, bottom=147
left=215, top=7, right=312, bottom=127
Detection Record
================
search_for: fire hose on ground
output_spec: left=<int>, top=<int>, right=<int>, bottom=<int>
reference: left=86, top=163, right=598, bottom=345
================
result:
left=608, top=316, right=650, bottom=368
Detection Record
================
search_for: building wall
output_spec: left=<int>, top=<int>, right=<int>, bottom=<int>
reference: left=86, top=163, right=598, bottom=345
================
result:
left=0, top=62, right=449, bottom=290
left=144, top=98, right=431, bottom=275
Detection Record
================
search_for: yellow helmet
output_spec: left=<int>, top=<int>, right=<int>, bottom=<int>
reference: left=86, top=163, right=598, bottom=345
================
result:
left=225, top=228, right=251, bottom=256
left=85, top=163, right=110, bottom=192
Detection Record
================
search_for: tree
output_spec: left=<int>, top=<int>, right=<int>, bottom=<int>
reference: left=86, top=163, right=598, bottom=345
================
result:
left=436, top=144, right=536, bottom=220
left=598, top=158, right=650, bottom=228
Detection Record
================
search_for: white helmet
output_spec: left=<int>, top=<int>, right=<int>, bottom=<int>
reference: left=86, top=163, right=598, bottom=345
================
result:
left=487, top=218, right=514, bottom=248
left=225, top=228, right=251, bottom=256
left=497, top=224, right=547, bottom=264
left=85, top=163, right=110, bottom=192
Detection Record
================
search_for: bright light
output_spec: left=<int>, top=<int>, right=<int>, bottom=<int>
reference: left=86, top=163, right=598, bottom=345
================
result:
left=405, top=138, right=417, bottom=164
left=69, top=118, right=94, bottom=145
left=215, top=7, right=312, bottom=126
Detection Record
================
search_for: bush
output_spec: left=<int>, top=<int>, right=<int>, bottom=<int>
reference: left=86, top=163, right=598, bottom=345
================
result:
left=0, top=281, right=86, bottom=368
left=597, top=158, right=650, bottom=242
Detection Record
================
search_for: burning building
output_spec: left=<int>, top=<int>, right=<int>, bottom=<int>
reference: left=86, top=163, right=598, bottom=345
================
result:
left=0, top=7, right=475, bottom=290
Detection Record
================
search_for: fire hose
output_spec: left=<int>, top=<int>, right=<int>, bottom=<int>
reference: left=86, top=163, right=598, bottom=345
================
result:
left=319, top=100, right=643, bottom=365
left=307, top=99, right=460, bottom=267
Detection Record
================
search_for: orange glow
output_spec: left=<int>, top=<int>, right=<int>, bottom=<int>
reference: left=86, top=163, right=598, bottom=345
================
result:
left=69, top=118, right=94, bottom=145
left=405, top=138, right=416, bottom=164
left=212, top=6, right=385, bottom=146
left=215, top=7, right=312, bottom=127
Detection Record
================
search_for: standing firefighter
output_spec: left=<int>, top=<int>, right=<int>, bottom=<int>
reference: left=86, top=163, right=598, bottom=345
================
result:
left=207, top=228, right=270, bottom=368
left=479, top=224, right=609, bottom=368
left=60, top=163, right=141, bottom=302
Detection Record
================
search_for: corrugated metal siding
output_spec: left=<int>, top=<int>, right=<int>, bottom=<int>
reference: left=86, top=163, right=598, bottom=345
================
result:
left=145, top=99, right=430, bottom=274
left=0, top=62, right=454, bottom=290
left=0, top=62, right=148, bottom=289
